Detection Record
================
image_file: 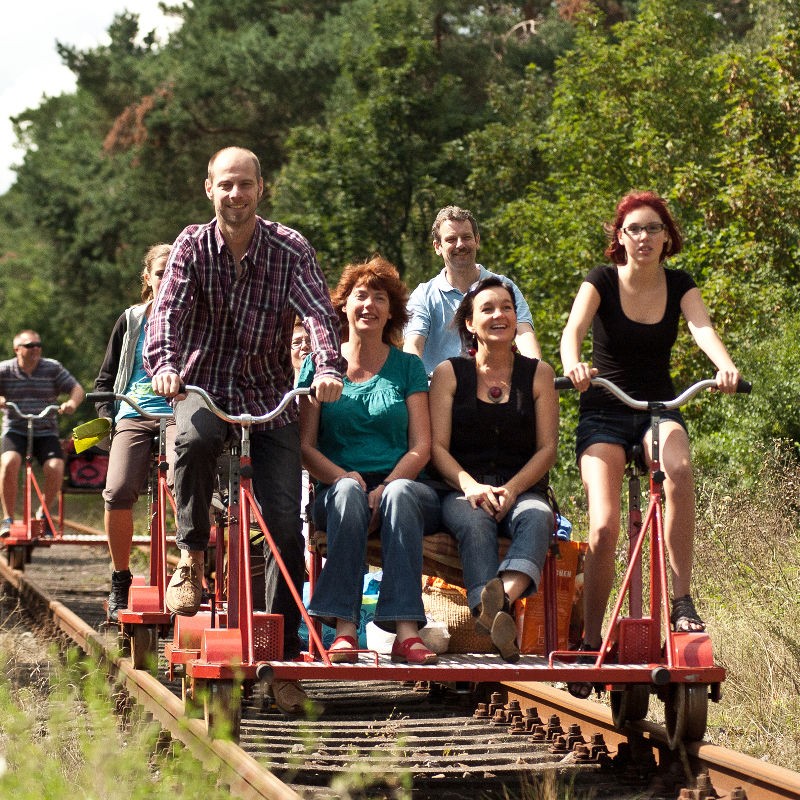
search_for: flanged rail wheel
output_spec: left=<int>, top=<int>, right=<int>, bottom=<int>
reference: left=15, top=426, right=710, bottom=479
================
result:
left=129, top=624, right=158, bottom=671
left=665, top=683, right=708, bottom=749
left=610, top=684, right=650, bottom=729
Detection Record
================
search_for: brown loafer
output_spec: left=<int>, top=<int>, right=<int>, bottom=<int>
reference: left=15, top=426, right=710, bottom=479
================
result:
left=476, top=577, right=505, bottom=635
left=490, top=610, right=520, bottom=663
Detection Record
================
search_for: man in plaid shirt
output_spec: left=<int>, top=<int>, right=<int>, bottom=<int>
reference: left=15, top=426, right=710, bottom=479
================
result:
left=145, top=146, right=343, bottom=715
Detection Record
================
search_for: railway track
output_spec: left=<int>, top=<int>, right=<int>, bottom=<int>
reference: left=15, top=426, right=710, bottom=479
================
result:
left=2, top=535, right=799, bottom=799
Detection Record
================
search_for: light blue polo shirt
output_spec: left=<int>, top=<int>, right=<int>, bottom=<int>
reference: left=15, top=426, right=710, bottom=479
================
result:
left=405, top=264, right=534, bottom=375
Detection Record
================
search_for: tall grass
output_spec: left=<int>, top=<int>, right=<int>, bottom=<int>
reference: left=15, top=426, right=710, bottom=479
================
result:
left=0, top=623, right=231, bottom=799
left=693, top=439, right=800, bottom=769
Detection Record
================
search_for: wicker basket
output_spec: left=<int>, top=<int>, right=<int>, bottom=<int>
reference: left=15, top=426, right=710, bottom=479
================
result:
left=422, top=578, right=494, bottom=654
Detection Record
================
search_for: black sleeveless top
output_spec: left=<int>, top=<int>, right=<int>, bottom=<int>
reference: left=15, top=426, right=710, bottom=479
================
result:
left=448, top=354, right=548, bottom=491
left=580, top=264, right=696, bottom=413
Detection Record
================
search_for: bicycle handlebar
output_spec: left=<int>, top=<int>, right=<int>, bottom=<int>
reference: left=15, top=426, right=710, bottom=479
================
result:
left=86, top=392, right=174, bottom=421
left=2, top=401, right=61, bottom=420
left=184, top=385, right=313, bottom=426
left=554, top=375, right=751, bottom=411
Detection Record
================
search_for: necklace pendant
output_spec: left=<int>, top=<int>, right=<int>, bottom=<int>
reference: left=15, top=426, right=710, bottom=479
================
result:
left=488, top=385, right=503, bottom=403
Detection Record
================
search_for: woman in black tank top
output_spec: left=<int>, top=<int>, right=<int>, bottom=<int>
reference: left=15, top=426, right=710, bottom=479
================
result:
left=429, top=277, right=558, bottom=661
left=560, top=191, right=741, bottom=651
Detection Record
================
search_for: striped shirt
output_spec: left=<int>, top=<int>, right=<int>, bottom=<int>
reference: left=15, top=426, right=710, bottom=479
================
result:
left=144, top=216, right=344, bottom=430
left=0, top=358, right=78, bottom=437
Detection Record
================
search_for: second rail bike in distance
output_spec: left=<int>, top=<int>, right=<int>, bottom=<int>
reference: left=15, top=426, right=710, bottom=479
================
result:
left=85, top=391, right=177, bottom=669
left=0, top=401, right=61, bottom=569
left=554, top=374, right=751, bottom=748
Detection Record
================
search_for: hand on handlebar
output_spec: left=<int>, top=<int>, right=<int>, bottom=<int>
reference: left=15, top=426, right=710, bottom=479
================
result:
left=564, top=362, right=598, bottom=393
left=151, top=372, right=185, bottom=400
left=714, top=368, right=741, bottom=394
left=311, top=376, right=343, bottom=404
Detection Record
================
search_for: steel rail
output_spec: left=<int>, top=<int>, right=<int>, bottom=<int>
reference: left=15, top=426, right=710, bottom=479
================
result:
left=0, top=552, right=300, bottom=800
left=503, top=681, right=800, bottom=800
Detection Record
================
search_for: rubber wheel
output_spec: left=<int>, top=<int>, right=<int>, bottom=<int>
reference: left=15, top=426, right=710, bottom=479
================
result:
left=610, top=684, right=650, bottom=729
left=129, top=625, right=158, bottom=671
left=204, top=679, right=242, bottom=740
left=7, top=547, right=25, bottom=571
left=665, top=683, right=708, bottom=749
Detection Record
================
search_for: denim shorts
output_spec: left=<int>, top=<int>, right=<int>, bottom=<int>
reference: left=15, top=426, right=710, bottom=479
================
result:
left=575, top=408, right=687, bottom=463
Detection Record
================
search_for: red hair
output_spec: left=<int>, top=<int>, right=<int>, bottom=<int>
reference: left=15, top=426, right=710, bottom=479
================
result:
left=603, top=191, right=683, bottom=265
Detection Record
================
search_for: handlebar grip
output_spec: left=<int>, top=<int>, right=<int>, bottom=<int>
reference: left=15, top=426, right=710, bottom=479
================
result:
left=554, top=377, right=574, bottom=391
left=86, top=392, right=116, bottom=402
left=736, top=379, right=752, bottom=394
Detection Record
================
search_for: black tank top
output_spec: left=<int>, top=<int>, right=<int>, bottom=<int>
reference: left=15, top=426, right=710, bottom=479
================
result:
left=448, top=354, right=548, bottom=490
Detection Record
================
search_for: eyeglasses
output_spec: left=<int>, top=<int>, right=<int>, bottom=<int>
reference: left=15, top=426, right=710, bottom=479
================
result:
left=622, top=222, right=666, bottom=237
left=19, top=342, right=42, bottom=349
left=291, top=337, right=311, bottom=350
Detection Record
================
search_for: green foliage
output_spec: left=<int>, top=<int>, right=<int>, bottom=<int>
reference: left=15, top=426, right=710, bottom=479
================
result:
left=0, top=0, right=799, bottom=483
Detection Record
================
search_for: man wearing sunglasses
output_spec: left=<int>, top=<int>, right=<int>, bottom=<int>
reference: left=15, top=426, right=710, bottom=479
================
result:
left=0, top=330, right=85, bottom=537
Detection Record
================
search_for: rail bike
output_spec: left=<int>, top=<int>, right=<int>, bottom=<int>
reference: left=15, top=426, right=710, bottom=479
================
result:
left=0, top=402, right=61, bottom=569
left=82, top=392, right=183, bottom=669
left=150, top=377, right=750, bottom=749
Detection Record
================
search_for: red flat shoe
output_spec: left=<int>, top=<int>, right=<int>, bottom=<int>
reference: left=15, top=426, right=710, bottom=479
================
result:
left=328, top=635, right=358, bottom=663
left=391, top=636, right=438, bottom=665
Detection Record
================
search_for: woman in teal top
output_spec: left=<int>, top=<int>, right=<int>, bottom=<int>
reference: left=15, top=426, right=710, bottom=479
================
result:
left=299, top=256, right=441, bottom=665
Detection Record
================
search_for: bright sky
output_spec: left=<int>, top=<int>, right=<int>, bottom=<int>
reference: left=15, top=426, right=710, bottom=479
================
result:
left=0, top=1, right=183, bottom=194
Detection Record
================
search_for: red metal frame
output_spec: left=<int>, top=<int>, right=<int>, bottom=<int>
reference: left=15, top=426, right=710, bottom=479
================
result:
left=1, top=405, right=60, bottom=554
left=180, top=423, right=332, bottom=684
left=118, top=417, right=176, bottom=629
left=548, top=404, right=723, bottom=688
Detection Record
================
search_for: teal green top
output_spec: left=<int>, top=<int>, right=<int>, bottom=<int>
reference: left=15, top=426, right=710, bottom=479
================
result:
left=298, top=346, right=428, bottom=475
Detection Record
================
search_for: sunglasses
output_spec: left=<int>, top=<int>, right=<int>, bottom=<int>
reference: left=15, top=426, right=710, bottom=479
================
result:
left=19, top=342, right=42, bottom=349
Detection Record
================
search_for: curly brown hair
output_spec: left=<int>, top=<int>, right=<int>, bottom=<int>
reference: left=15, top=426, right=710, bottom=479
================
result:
left=330, top=256, right=409, bottom=346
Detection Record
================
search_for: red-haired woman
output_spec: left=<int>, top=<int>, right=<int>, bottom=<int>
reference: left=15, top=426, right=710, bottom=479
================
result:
left=299, top=256, right=441, bottom=665
left=560, top=191, right=740, bottom=654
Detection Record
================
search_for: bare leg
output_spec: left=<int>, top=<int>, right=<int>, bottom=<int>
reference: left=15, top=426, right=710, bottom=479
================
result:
left=500, top=569, right=532, bottom=603
left=42, top=457, right=64, bottom=514
left=332, top=620, right=358, bottom=646
left=579, top=443, right=626, bottom=647
left=396, top=619, right=427, bottom=651
left=105, top=508, right=134, bottom=572
left=0, top=451, right=21, bottom=519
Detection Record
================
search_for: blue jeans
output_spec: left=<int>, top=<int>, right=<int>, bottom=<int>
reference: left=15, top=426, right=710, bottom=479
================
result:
left=173, top=393, right=303, bottom=657
left=309, top=478, right=441, bottom=632
left=441, top=489, right=552, bottom=611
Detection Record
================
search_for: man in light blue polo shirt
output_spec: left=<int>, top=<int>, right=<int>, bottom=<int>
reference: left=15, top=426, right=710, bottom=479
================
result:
left=404, top=205, right=541, bottom=375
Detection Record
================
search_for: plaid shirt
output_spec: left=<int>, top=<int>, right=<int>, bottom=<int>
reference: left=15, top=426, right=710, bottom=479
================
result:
left=0, top=358, right=78, bottom=437
left=144, top=216, right=344, bottom=430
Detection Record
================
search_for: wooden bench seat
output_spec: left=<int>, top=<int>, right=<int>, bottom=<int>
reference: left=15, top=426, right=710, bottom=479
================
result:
left=309, top=529, right=509, bottom=589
